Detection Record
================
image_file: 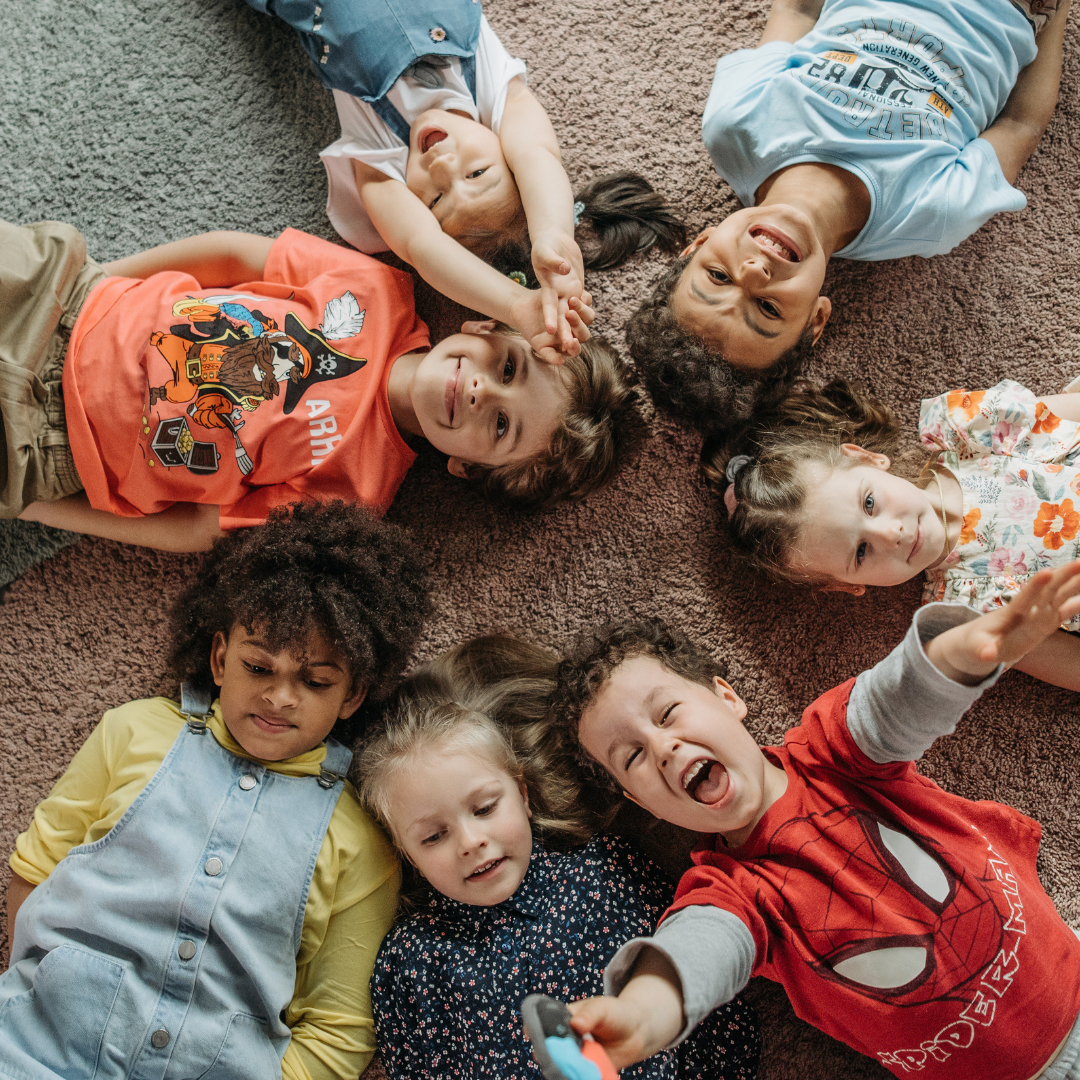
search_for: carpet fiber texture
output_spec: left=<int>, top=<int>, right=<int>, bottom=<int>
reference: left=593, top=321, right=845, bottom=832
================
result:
left=1, top=1, right=1078, bottom=1078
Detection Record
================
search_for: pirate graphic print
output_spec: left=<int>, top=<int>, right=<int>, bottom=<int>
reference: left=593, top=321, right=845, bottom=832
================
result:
left=145, top=291, right=368, bottom=476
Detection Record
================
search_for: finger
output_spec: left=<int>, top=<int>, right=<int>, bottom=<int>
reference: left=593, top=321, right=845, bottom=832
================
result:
left=461, top=319, right=497, bottom=335
left=567, top=997, right=611, bottom=1036
left=541, top=285, right=560, bottom=337
left=569, top=295, right=596, bottom=326
left=534, top=248, right=572, bottom=276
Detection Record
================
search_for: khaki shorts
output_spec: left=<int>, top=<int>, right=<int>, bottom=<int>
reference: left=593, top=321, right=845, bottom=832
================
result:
left=0, top=219, right=107, bottom=518
left=1012, top=0, right=1059, bottom=33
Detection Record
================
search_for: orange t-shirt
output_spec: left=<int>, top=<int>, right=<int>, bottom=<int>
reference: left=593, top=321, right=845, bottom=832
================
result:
left=64, top=229, right=430, bottom=528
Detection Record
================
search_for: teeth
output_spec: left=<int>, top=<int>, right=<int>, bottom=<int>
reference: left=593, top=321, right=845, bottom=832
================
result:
left=683, top=760, right=707, bottom=790
left=472, top=859, right=499, bottom=876
left=752, top=230, right=794, bottom=259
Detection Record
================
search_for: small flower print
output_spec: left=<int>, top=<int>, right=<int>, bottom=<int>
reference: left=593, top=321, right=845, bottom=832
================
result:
left=1020, top=469, right=1028, bottom=481
left=1004, top=491, right=1038, bottom=520
left=1033, top=499, right=1079, bottom=550
left=1070, top=476, right=1080, bottom=497
left=992, top=421, right=1022, bottom=453
left=1032, top=401, right=1061, bottom=435
left=947, top=389, right=985, bottom=421
left=959, top=507, right=982, bottom=545
left=1044, top=463, right=1063, bottom=474
left=987, top=548, right=1027, bottom=576
left=429, top=26, right=447, bottom=40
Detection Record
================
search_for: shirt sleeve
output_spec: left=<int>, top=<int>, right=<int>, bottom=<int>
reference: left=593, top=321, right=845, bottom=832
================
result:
left=282, top=792, right=401, bottom=1080
left=10, top=711, right=116, bottom=884
left=603, top=906, right=756, bottom=1045
left=474, top=14, right=527, bottom=134
left=263, top=229, right=388, bottom=287
left=846, top=602, right=1003, bottom=765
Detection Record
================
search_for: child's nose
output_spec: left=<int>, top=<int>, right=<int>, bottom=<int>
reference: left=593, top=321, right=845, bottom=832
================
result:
left=458, top=825, right=486, bottom=855
left=263, top=679, right=298, bottom=708
left=739, top=256, right=771, bottom=285
left=467, top=373, right=497, bottom=408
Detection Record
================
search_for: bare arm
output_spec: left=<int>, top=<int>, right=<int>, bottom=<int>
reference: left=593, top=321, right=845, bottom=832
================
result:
left=20, top=492, right=224, bottom=553
left=6, top=872, right=35, bottom=945
left=1035, top=392, right=1080, bottom=422
left=980, top=0, right=1072, bottom=184
left=351, top=161, right=587, bottom=362
left=759, top=0, right=826, bottom=44
left=102, top=231, right=275, bottom=286
left=925, top=561, right=1080, bottom=686
left=1012, top=630, right=1080, bottom=691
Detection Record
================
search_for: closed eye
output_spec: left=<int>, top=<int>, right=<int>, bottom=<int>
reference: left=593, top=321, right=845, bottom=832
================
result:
left=624, top=746, right=642, bottom=771
left=428, top=193, right=442, bottom=210
left=658, top=703, right=676, bottom=726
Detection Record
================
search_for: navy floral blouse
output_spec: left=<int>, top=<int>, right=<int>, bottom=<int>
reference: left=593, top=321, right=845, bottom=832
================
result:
left=371, top=835, right=759, bottom=1079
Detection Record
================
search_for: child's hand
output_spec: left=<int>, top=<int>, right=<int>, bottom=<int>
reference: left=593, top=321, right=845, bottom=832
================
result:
left=531, top=229, right=588, bottom=353
left=566, top=996, right=655, bottom=1072
left=510, top=291, right=594, bottom=366
left=929, top=559, right=1080, bottom=684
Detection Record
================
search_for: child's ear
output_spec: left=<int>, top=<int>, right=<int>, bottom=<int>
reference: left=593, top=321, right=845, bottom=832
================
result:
left=711, top=676, right=749, bottom=723
left=519, top=778, right=532, bottom=819
left=460, top=319, right=498, bottom=335
left=338, top=681, right=369, bottom=720
left=679, top=227, right=715, bottom=259
left=840, top=443, right=891, bottom=471
left=209, top=630, right=229, bottom=687
left=819, top=580, right=867, bottom=597
left=621, top=789, right=646, bottom=809
left=447, top=457, right=472, bottom=480
left=809, top=296, right=832, bottom=344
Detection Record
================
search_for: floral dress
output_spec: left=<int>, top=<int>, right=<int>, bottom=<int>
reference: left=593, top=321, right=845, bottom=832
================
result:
left=919, top=379, right=1080, bottom=630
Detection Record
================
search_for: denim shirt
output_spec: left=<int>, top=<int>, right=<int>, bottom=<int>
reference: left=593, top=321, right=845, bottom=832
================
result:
left=371, top=835, right=759, bottom=1080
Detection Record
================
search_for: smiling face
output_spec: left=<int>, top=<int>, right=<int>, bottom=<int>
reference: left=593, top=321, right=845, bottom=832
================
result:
left=578, top=656, right=786, bottom=844
left=409, top=329, right=570, bottom=474
left=210, top=625, right=366, bottom=762
left=405, top=109, right=524, bottom=242
left=385, top=747, right=534, bottom=906
left=671, top=208, right=831, bottom=370
left=789, top=450, right=951, bottom=591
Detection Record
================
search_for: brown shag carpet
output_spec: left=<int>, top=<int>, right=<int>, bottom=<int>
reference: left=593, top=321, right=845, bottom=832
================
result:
left=1, top=0, right=1078, bottom=1077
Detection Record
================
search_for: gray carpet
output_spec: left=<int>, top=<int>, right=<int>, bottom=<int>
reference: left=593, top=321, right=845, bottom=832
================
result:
left=2, top=2, right=1079, bottom=1079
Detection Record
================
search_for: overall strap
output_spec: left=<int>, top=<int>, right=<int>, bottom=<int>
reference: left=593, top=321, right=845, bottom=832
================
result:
left=369, top=95, right=413, bottom=145
left=180, top=681, right=213, bottom=734
left=317, top=738, right=353, bottom=789
left=461, top=54, right=477, bottom=100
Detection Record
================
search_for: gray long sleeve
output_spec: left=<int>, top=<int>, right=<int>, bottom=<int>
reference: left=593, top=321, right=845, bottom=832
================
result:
left=603, top=906, right=756, bottom=1046
left=847, top=602, right=1003, bottom=764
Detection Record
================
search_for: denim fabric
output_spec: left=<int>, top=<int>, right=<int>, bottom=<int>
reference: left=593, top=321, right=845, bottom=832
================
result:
left=0, top=722, right=351, bottom=1080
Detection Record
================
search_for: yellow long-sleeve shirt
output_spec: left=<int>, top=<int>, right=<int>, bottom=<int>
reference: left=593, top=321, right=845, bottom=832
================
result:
left=10, top=697, right=400, bottom=1080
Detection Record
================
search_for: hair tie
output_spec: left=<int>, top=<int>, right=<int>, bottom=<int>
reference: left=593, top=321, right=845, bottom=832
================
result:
left=725, top=454, right=752, bottom=482
left=573, top=200, right=586, bottom=227
left=507, top=270, right=528, bottom=286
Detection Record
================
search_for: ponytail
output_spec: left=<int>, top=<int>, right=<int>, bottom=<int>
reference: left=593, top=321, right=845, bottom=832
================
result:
left=575, top=172, right=686, bottom=271
left=704, top=378, right=902, bottom=584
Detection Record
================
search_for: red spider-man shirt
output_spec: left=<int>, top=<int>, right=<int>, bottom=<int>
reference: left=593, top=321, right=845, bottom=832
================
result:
left=667, top=679, right=1080, bottom=1079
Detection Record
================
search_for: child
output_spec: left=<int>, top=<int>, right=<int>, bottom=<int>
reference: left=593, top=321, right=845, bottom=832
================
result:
left=354, top=636, right=761, bottom=1080
left=4, top=218, right=635, bottom=552
left=707, top=377, right=1080, bottom=690
left=625, top=0, right=1071, bottom=413
left=245, top=0, right=685, bottom=355
left=549, top=564, right=1080, bottom=1079
left=2, top=499, right=429, bottom=1080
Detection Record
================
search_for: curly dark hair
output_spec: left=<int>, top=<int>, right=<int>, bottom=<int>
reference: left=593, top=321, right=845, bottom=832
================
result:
left=167, top=499, right=430, bottom=744
left=625, top=254, right=814, bottom=433
left=552, top=618, right=727, bottom=791
left=467, top=331, right=643, bottom=510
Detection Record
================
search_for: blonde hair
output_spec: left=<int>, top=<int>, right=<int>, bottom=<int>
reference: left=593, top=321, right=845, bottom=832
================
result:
left=355, top=635, right=597, bottom=855
left=701, top=378, right=918, bottom=586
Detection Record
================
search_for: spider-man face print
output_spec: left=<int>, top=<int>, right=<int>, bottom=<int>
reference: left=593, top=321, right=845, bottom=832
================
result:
left=764, top=807, right=1006, bottom=1007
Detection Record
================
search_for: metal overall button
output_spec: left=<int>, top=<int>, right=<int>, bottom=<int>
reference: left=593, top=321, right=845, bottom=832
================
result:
left=204, top=857, right=223, bottom=877
left=238, top=774, right=257, bottom=790
left=178, top=940, right=197, bottom=961
left=151, top=1029, right=171, bottom=1048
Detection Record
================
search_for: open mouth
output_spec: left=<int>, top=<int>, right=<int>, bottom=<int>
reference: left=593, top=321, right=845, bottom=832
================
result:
left=468, top=856, right=506, bottom=880
left=750, top=226, right=801, bottom=263
left=420, top=127, right=448, bottom=154
left=682, top=757, right=729, bottom=804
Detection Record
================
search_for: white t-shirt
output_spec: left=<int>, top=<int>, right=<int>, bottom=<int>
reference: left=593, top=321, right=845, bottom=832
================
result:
left=702, top=0, right=1036, bottom=260
left=320, top=15, right=527, bottom=253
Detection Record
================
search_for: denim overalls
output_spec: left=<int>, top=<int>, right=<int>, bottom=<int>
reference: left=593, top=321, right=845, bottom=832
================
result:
left=247, top=0, right=482, bottom=142
left=0, top=690, right=352, bottom=1080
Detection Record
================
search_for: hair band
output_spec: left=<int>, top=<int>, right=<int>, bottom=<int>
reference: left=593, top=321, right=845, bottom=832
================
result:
left=573, top=201, right=585, bottom=227
left=508, top=270, right=528, bottom=286
left=723, top=454, right=752, bottom=516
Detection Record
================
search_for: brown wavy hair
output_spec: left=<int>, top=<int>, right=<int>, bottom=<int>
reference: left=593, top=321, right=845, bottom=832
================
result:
left=355, top=635, right=599, bottom=857
left=701, top=378, right=910, bottom=586
left=466, top=330, right=642, bottom=510
left=625, top=255, right=813, bottom=432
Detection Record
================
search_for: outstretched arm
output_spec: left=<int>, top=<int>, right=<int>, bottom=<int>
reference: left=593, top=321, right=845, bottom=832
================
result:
left=1012, top=630, right=1080, bottom=691
left=759, top=0, right=826, bottom=44
left=980, top=0, right=1072, bottom=184
left=102, top=231, right=274, bottom=286
left=352, top=162, right=591, bottom=363
left=19, top=493, right=224, bottom=552
left=499, top=78, right=586, bottom=339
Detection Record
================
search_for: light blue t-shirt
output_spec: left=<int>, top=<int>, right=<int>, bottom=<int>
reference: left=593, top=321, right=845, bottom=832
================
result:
left=702, top=0, right=1037, bottom=260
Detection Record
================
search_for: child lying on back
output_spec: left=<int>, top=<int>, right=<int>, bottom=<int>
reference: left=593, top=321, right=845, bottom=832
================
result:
left=5, top=219, right=635, bottom=550
left=708, top=378, right=1080, bottom=690
left=246, top=0, right=684, bottom=354
left=3, top=500, right=429, bottom=1080
left=625, top=0, right=1070, bottom=425
left=551, top=563, right=1080, bottom=1079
